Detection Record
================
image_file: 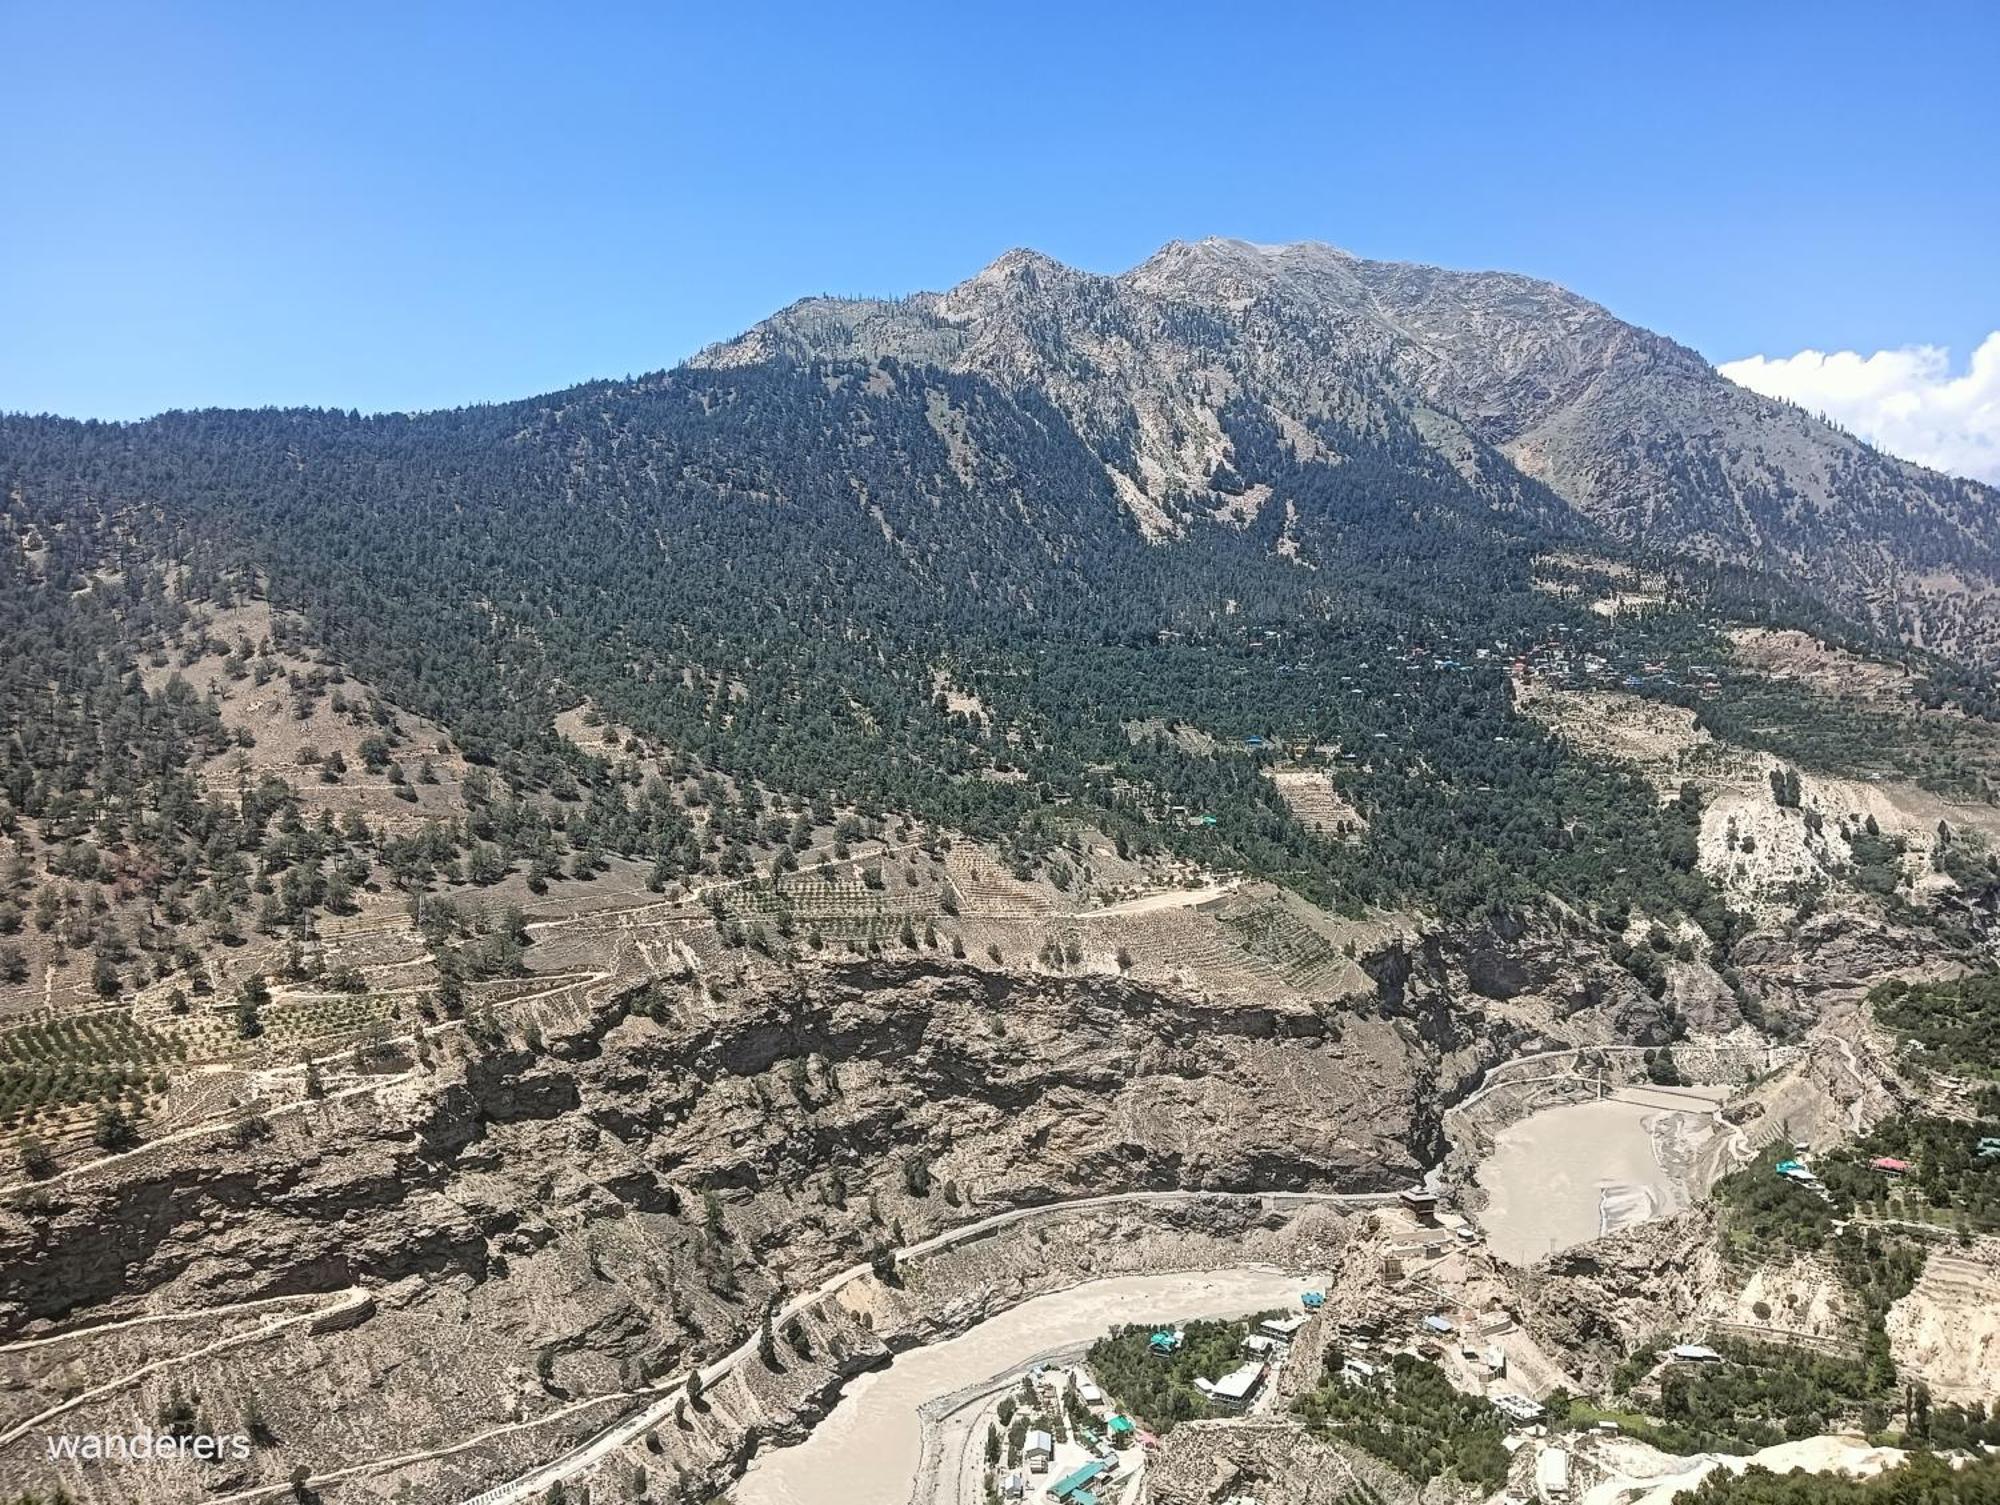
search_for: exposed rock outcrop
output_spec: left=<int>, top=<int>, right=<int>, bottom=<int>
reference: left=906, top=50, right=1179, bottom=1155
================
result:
left=0, top=953, right=1525, bottom=1503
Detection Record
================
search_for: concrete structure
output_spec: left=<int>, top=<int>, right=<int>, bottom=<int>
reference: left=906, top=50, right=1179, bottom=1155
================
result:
left=1026, top=1429, right=1054, bottom=1471
left=1493, top=1392, right=1547, bottom=1423
left=1196, top=1361, right=1266, bottom=1406
left=1536, top=1446, right=1571, bottom=1500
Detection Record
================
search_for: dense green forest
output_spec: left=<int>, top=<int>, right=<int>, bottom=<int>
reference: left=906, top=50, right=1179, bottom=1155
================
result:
left=1084, top=1316, right=1276, bottom=1432
left=1872, top=974, right=2000, bottom=1078
left=0, top=359, right=1722, bottom=932
left=1293, top=1350, right=1510, bottom=1491
left=3, top=352, right=1993, bottom=965
left=1597, top=1328, right=2000, bottom=1455
left=1637, top=1338, right=1894, bottom=1452
left=1717, top=1126, right=2000, bottom=1251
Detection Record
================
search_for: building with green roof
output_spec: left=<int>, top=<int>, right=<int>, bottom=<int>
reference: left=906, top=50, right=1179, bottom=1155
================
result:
left=1049, top=1458, right=1111, bottom=1500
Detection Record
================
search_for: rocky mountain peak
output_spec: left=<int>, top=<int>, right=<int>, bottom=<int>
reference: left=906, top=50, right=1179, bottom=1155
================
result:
left=966, top=245, right=1080, bottom=288
left=1128, top=235, right=1353, bottom=284
left=693, top=238, right=2000, bottom=658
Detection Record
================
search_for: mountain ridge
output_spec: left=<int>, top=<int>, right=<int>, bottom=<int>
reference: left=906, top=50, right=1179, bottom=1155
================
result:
left=702, top=237, right=2000, bottom=661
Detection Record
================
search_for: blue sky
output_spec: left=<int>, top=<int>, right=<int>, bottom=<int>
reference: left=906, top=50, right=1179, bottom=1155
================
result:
left=3, top=0, right=1996, bottom=424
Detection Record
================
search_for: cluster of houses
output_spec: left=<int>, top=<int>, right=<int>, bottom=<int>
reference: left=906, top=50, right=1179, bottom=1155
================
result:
left=1005, top=1295, right=1337, bottom=1501
left=1189, top=1307, right=1318, bottom=1411
left=995, top=1364, right=1141, bottom=1505
left=1004, top=1439, right=1124, bottom=1504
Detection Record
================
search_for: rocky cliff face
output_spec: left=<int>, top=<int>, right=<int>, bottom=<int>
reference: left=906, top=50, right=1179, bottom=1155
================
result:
left=0, top=962, right=1474, bottom=1329
left=705, top=237, right=2000, bottom=658
left=4, top=923, right=1665, bottom=1322
left=0, top=951, right=1573, bottom=1501
left=1506, top=1207, right=1728, bottom=1383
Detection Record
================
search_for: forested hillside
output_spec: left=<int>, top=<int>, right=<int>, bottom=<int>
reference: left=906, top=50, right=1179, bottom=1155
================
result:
left=0, top=353, right=1718, bottom=933
left=5, top=242, right=1997, bottom=975
left=8, top=241, right=2000, bottom=1505
left=715, top=239, right=2000, bottom=662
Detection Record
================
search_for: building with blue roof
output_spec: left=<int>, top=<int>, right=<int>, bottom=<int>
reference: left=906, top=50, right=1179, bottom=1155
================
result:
left=1048, top=1458, right=1111, bottom=1501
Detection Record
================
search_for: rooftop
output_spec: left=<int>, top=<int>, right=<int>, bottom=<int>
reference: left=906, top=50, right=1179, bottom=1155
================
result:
left=1050, top=1459, right=1111, bottom=1499
left=1492, top=1392, right=1546, bottom=1422
left=1199, top=1361, right=1266, bottom=1401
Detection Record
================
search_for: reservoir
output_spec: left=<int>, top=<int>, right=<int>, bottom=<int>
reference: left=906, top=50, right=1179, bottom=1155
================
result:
left=1476, top=1086, right=1728, bottom=1265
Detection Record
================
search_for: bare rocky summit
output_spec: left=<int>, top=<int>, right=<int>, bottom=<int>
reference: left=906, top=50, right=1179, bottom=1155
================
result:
left=708, top=237, right=2000, bottom=658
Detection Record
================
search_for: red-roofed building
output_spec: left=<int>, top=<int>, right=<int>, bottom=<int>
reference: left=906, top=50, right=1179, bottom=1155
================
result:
left=1870, top=1157, right=1912, bottom=1175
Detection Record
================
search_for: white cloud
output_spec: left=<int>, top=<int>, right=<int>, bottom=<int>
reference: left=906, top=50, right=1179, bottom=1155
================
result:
left=1718, top=332, right=2000, bottom=485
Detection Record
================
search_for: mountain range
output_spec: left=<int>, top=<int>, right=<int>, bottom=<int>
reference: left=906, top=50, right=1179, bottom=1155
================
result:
left=6, top=239, right=2000, bottom=1505
left=709, top=237, right=2000, bottom=660
left=7, top=236, right=2000, bottom=930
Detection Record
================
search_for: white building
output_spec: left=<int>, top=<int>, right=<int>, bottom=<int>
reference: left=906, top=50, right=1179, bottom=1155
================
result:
left=1196, top=1361, right=1266, bottom=1407
left=1536, top=1446, right=1571, bottom=1501
left=1025, top=1429, right=1054, bottom=1471
left=1492, top=1392, right=1546, bottom=1424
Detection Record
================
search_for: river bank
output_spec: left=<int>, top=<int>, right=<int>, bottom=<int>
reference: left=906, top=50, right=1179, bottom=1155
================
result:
left=735, top=1269, right=1311, bottom=1505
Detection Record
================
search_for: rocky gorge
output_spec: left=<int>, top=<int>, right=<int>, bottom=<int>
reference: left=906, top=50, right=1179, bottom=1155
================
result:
left=0, top=916, right=1679, bottom=1503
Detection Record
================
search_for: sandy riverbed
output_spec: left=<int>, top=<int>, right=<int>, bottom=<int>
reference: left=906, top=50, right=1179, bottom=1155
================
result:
left=733, top=1268, right=1310, bottom=1505
left=1478, top=1089, right=1726, bottom=1265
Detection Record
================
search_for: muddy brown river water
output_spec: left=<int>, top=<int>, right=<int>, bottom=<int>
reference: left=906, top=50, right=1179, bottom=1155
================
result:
left=1477, top=1088, right=1727, bottom=1264
left=733, top=1268, right=1310, bottom=1505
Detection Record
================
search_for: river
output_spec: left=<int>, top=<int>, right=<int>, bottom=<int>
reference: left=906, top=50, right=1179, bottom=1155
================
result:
left=732, top=1268, right=1310, bottom=1505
